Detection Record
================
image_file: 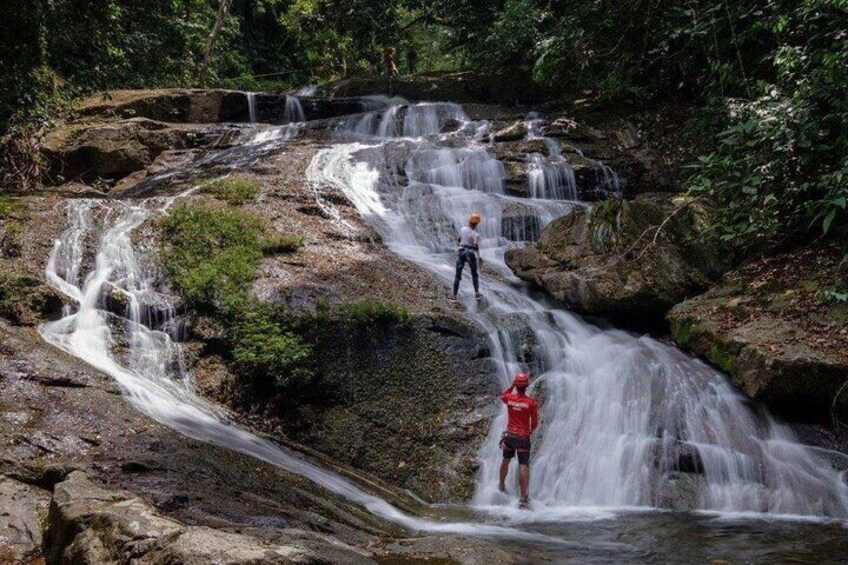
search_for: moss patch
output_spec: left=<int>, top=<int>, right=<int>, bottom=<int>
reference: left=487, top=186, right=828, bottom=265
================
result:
left=203, top=176, right=259, bottom=205
left=160, top=202, right=312, bottom=395
left=160, top=203, right=264, bottom=312
left=261, top=234, right=304, bottom=255
left=0, top=196, right=28, bottom=258
left=669, top=317, right=699, bottom=348
left=230, top=307, right=313, bottom=392
left=0, top=273, right=64, bottom=325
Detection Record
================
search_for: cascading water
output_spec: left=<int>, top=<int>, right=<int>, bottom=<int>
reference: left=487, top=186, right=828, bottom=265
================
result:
left=37, top=193, right=555, bottom=544
left=247, top=92, right=257, bottom=124
left=525, top=114, right=578, bottom=201
left=343, top=99, right=471, bottom=139
left=285, top=95, right=305, bottom=123
left=305, top=113, right=848, bottom=521
left=35, top=93, right=848, bottom=560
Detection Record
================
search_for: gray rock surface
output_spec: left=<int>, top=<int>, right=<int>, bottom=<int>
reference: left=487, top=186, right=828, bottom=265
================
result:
left=0, top=476, right=48, bottom=563
left=505, top=194, right=730, bottom=326
left=45, top=471, right=369, bottom=564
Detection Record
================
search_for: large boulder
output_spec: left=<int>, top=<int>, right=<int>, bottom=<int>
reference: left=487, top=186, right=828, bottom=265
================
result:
left=668, top=241, right=848, bottom=422
left=44, top=471, right=369, bottom=564
left=195, top=313, right=496, bottom=503
left=0, top=273, right=66, bottom=325
left=41, top=118, right=243, bottom=184
left=505, top=194, right=731, bottom=326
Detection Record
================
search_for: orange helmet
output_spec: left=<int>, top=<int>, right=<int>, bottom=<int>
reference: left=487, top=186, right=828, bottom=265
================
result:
left=513, top=372, right=530, bottom=387
left=469, top=213, right=481, bottom=226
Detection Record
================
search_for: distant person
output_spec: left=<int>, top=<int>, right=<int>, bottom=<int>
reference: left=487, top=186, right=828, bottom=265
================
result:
left=406, top=45, right=418, bottom=74
left=383, top=46, right=399, bottom=78
left=452, top=213, right=482, bottom=300
left=498, top=372, right=539, bottom=509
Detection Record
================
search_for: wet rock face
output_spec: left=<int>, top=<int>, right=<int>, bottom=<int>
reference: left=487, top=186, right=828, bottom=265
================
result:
left=300, top=316, right=495, bottom=502
left=0, top=274, right=66, bottom=326
left=505, top=194, right=732, bottom=328
left=199, top=313, right=497, bottom=504
left=0, top=476, right=47, bottom=564
left=667, top=241, right=848, bottom=423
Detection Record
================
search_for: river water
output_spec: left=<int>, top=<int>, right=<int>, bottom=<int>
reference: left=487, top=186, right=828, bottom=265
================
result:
left=37, top=95, right=848, bottom=562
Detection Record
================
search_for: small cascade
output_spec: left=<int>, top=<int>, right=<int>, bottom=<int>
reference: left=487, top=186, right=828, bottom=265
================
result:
left=249, top=124, right=298, bottom=145
left=284, top=95, right=305, bottom=123
left=524, top=114, right=578, bottom=201
left=596, top=162, right=621, bottom=193
left=247, top=92, right=257, bottom=123
left=527, top=153, right=577, bottom=200
left=344, top=100, right=471, bottom=139
left=405, top=146, right=506, bottom=195
left=292, top=85, right=318, bottom=97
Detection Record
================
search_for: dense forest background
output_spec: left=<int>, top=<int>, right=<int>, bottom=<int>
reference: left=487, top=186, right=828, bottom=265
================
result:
left=1, top=0, right=846, bottom=253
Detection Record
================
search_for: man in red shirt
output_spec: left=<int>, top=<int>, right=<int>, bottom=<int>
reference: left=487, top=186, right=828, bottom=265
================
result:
left=498, top=372, right=539, bottom=508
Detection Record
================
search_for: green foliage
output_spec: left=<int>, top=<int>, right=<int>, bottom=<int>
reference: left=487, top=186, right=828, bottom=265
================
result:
left=159, top=202, right=312, bottom=393
left=262, top=234, right=305, bottom=255
left=160, top=203, right=264, bottom=312
left=687, top=0, right=848, bottom=247
left=820, top=285, right=848, bottom=304
left=589, top=199, right=621, bottom=253
left=331, top=299, right=410, bottom=327
left=230, top=306, right=313, bottom=391
left=203, top=176, right=259, bottom=205
left=0, top=197, right=27, bottom=220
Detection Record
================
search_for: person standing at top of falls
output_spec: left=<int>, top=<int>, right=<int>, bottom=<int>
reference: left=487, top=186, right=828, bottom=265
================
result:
left=452, top=213, right=482, bottom=301
left=499, top=372, right=539, bottom=509
left=383, top=46, right=399, bottom=78
left=406, top=45, right=418, bottom=74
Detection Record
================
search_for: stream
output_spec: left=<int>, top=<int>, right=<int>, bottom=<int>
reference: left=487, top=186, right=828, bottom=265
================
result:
left=38, top=95, right=848, bottom=562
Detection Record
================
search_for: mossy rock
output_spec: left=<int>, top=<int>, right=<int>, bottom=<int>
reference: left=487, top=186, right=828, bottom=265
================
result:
left=0, top=274, right=66, bottom=326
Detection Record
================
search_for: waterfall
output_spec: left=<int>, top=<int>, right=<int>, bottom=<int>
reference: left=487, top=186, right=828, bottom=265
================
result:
left=343, top=100, right=470, bottom=139
left=306, top=132, right=848, bottom=521
left=285, top=95, right=305, bottom=123
left=524, top=114, right=578, bottom=200
left=247, top=92, right=257, bottom=123
left=37, top=94, right=848, bottom=542
left=527, top=153, right=577, bottom=200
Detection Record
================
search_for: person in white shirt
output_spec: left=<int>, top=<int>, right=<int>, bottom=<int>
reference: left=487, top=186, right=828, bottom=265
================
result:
left=452, top=213, right=482, bottom=300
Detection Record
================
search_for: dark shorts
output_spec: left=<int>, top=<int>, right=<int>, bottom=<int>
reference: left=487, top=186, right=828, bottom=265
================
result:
left=500, top=432, right=531, bottom=465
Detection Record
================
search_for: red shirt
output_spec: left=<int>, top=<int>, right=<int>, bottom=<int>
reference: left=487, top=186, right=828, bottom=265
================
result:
left=502, top=388, right=539, bottom=438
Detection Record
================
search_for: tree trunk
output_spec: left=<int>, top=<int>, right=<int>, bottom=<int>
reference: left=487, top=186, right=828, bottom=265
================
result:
left=196, top=0, right=231, bottom=87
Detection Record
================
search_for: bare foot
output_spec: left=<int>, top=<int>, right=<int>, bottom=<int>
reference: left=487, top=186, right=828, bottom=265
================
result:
left=475, top=293, right=482, bottom=300
left=498, top=483, right=506, bottom=493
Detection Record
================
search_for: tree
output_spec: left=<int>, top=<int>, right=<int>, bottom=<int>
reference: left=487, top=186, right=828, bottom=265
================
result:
left=197, top=0, right=232, bottom=86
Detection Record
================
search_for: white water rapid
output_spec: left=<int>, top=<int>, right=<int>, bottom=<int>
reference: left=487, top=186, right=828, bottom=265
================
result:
left=310, top=102, right=848, bottom=522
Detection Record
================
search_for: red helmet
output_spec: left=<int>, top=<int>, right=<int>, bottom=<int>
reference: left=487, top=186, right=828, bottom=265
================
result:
left=513, top=372, right=530, bottom=388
